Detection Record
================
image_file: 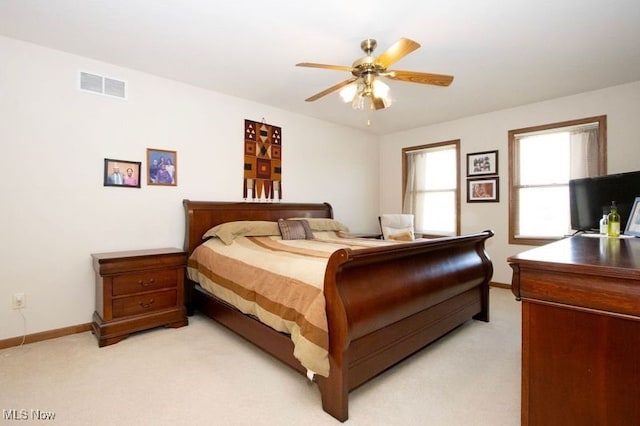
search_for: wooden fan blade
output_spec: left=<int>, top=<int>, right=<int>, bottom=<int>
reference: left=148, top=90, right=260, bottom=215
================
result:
left=386, top=70, right=454, bottom=86
left=305, top=78, right=358, bottom=102
left=375, top=38, right=421, bottom=69
left=371, top=96, right=386, bottom=110
left=296, top=62, right=354, bottom=72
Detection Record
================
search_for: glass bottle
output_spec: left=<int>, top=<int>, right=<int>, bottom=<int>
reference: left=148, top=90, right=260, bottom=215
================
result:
left=599, top=207, right=609, bottom=234
left=607, top=201, right=621, bottom=237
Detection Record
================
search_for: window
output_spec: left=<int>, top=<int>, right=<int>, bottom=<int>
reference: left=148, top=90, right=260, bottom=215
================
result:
left=509, top=116, right=607, bottom=245
left=402, top=140, right=460, bottom=237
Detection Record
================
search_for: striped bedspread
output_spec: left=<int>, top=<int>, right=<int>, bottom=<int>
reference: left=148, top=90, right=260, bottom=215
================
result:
left=186, top=231, right=393, bottom=377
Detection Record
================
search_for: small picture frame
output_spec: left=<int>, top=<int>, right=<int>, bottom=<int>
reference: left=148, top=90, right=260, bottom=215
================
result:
left=624, top=197, right=640, bottom=237
left=467, top=177, right=499, bottom=202
left=103, top=158, right=141, bottom=188
left=147, top=148, right=177, bottom=186
left=467, top=150, right=498, bottom=176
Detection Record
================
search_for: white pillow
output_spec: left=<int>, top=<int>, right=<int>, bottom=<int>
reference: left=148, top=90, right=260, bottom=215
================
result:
left=380, top=214, right=415, bottom=240
left=289, top=217, right=350, bottom=232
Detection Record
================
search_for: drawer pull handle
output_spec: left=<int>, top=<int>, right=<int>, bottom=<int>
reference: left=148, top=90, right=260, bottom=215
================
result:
left=139, top=299, right=155, bottom=309
left=138, top=278, right=155, bottom=287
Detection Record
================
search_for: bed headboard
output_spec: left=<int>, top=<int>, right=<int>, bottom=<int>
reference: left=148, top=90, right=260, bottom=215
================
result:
left=183, top=200, right=334, bottom=254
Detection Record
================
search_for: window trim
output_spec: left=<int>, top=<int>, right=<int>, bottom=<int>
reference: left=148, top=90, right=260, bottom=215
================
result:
left=508, top=115, right=607, bottom=246
left=402, top=140, right=461, bottom=237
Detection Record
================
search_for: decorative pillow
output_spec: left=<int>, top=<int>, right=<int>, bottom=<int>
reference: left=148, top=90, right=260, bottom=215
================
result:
left=278, top=219, right=314, bottom=240
left=387, top=229, right=415, bottom=241
left=380, top=214, right=415, bottom=240
left=289, top=217, right=350, bottom=232
left=203, top=221, right=280, bottom=245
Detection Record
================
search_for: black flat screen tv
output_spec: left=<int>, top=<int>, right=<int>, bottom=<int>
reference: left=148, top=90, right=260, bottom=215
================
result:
left=569, top=170, right=640, bottom=232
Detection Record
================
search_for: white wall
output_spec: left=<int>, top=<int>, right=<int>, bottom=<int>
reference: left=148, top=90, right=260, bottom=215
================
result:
left=380, top=80, right=640, bottom=285
left=0, top=36, right=379, bottom=340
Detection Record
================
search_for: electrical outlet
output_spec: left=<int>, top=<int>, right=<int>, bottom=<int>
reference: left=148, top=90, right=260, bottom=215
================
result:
left=12, top=293, right=26, bottom=309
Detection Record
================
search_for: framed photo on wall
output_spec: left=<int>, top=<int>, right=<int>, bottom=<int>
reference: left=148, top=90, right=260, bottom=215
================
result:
left=467, top=150, right=498, bottom=176
left=624, top=197, right=640, bottom=237
left=103, top=158, right=141, bottom=188
left=147, top=148, right=177, bottom=186
left=467, top=177, right=499, bottom=202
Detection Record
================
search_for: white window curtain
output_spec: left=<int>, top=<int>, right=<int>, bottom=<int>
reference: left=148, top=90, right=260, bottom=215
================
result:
left=569, top=126, right=599, bottom=178
left=403, top=150, right=424, bottom=215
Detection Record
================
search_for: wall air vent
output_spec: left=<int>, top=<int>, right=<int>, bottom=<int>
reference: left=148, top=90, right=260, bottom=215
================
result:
left=79, top=71, right=127, bottom=99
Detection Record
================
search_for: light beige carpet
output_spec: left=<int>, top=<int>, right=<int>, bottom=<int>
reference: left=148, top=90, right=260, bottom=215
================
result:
left=1, top=288, right=521, bottom=425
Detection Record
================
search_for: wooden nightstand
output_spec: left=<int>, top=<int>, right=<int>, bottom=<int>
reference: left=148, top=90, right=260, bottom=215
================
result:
left=91, top=248, right=188, bottom=347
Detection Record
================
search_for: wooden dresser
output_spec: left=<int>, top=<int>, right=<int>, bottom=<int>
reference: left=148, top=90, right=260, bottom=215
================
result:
left=92, top=248, right=188, bottom=347
left=508, top=235, right=640, bottom=426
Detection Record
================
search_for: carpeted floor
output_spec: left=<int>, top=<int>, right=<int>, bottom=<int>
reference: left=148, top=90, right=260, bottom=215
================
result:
left=1, top=288, right=521, bottom=425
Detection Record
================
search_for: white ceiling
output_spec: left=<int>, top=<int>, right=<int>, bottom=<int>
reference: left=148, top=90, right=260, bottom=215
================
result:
left=1, top=0, right=639, bottom=135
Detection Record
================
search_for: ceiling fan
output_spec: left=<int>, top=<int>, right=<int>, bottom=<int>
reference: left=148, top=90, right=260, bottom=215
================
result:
left=296, top=38, right=453, bottom=110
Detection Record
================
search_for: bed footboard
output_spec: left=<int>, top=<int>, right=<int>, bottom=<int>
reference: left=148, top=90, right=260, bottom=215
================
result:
left=317, top=231, right=494, bottom=421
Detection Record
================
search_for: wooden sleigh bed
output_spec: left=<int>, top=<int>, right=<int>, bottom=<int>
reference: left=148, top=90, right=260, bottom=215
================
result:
left=183, top=200, right=494, bottom=422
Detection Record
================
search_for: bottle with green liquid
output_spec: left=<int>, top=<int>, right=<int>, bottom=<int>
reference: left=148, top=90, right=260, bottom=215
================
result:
left=607, top=201, right=620, bottom=237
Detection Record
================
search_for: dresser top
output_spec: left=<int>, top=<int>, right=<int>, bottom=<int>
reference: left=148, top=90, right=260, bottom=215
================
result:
left=508, top=235, right=640, bottom=275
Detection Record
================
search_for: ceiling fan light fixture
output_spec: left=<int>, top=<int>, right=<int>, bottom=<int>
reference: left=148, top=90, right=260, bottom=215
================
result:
left=372, top=79, right=390, bottom=98
left=339, top=83, right=358, bottom=103
left=339, top=78, right=393, bottom=110
left=372, top=79, right=392, bottom=106
left=352, top=93, right=366, bottom=110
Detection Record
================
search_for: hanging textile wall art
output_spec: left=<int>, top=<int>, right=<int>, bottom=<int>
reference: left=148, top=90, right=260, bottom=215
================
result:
left=243, top=119, right=282, bottom=200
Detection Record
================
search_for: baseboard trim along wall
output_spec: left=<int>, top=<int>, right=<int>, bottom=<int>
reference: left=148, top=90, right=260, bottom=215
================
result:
left=0, top=323, right=92, bottom=350
left=490, top=281, right=511, bottom=290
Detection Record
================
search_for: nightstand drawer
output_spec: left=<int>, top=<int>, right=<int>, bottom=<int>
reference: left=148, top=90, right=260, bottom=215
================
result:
left=112, top=290, right=177, bottom=318
left=112, top=269, right=178, bottom=296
